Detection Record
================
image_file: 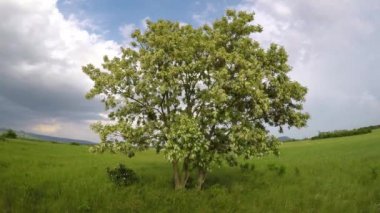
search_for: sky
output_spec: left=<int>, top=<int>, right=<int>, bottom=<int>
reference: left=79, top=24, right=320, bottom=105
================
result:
left=0, top=0, right=379, bottom=142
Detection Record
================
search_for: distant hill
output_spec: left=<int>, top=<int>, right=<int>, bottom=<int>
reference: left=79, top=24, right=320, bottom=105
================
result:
left=278, top=136, right=295, bottom=142
left=0, top=128, right=95, bottom=145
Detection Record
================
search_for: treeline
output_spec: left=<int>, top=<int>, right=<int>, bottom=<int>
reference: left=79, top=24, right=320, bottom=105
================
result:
left=311, top=125, right=380, bottom=140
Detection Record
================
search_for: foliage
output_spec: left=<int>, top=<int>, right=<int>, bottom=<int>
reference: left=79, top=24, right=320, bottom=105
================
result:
left=1, top=129, right=17, bottom=139
left=311, top=127, right=373, bottom=140
left=70, top=142, right=80, bottom=146
left=83, top=10, right=309, bottom=189
left=106, top=164, right=138, bottom=186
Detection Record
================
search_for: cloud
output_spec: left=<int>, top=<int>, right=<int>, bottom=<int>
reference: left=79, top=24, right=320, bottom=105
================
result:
left=0, top=0, right=120, bottom=141
left=141, top=17, right=150, bottom=30
left=192, top=3, right=217, bottom=25
left=33, top=122, right=61, bottom=134
left=119, top=23, right=136, bottom=43
left=235, top=0, right=380, bottom=138
left=119, top=17, right=154, bottom=47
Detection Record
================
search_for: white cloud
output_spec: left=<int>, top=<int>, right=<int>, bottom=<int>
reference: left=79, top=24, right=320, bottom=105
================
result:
left=119, top=18, right=153, bottom=46
left=192, top=3, right=217, bottom=25
left=235, top=0, right=380, bottom=138
left=272, top=2, right=291, bottom=16
left=67, top=14, right=100, bottom=32
left=0, top=0, right=120, bottom=141
left=119, top=23, right=136, bottom=42
left=119, top=17, right=155, bottom=47
left=141, top=16, right=150, bottom=30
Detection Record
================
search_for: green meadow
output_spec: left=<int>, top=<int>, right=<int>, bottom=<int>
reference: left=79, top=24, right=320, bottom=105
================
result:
left=1, top=130, right=380, bottom=212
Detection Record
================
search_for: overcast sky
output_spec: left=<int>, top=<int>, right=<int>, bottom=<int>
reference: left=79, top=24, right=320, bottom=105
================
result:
left=1, top=0, right=379, bottom=142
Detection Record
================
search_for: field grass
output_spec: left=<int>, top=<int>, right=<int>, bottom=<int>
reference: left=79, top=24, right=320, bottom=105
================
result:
left=0, top=130, right=380, bottom=212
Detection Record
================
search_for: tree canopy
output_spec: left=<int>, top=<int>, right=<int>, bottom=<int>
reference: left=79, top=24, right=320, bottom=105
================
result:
left=83, top=10, right=309, bottom=190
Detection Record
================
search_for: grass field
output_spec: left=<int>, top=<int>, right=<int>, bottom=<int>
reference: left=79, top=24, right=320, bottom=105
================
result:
left=0, top=130, right=380, bottom=212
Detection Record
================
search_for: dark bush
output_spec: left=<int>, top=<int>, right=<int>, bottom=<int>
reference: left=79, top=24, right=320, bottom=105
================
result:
left=267, top=164, right=286, bottom=176
left=70, top=142, right=80, bottom=146
left=106, top=164, right=138, bottom=186
left=2, top=129, right=17, bottom=139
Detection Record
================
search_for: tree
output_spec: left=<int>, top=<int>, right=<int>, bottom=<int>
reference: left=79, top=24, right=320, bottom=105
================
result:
left=83, top=10, right=309, bottom=190
left=2, top=129, right=17, bottom=139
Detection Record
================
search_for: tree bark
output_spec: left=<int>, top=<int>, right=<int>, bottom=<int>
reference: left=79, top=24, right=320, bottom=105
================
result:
left=173, top=160, right=184, bottom=190
left=173, top=159, right=191, bottom=190
left=196, top=168, right=206, bottom=190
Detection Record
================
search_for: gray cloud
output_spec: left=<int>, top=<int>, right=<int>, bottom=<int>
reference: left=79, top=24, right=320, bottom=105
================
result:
left=0, top=0, right=119, bottom=141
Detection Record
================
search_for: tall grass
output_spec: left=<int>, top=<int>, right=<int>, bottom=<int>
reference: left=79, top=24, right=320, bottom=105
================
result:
left=0, top=130, right=380, bottom=212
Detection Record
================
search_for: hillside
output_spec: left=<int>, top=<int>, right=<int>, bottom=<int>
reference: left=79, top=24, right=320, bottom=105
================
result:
left=0, top=129, right=379, bottom=212
left=0, top=128, right=94, bottom=144
left=278, top=136, right=294, bottom=142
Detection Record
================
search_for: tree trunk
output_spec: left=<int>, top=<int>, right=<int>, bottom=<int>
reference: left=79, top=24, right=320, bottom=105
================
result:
left=173, top=160, right=184, bottom=190
left=196, top=168, right=206, bottom=190
left=181, top=158, right=190, bottom=186
left=173, top=160, right=191, bottom=190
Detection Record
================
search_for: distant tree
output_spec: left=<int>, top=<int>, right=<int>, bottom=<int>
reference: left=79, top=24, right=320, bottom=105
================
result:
left=311, top=127, right=372, bottom=140
left=2, top=129, right=17, bottom=139
left=70, top=142, right=80, bottom=146
left=83, top=10, right=309, bottom=190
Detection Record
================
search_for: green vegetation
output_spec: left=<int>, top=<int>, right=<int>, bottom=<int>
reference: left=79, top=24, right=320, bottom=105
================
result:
left=83, top=10, right=309, bottom=190
left=311, top=125, right=380, bottom=140
left=1, top=129, right=17, bottom=139
left=107, top=164, right=139, bottom=186
left=1, top=130, right=380, bottom=212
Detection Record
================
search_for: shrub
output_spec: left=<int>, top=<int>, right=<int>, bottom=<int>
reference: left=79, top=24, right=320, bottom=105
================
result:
left=70, top=142, right=80, bottom=146
left=106, top=164, right=138, bottom=186
left=267, top=164, right=286, bottom=176
left=2, top=129, right=17, bottom=139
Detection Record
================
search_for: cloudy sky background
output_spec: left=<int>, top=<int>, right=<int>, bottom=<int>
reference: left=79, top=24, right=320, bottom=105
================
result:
left=0, top=0, right=379, bottom=142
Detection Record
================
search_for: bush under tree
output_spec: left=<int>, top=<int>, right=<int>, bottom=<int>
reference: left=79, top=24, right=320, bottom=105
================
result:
left=107, top=164, right=139, bottom=186
left=83, top=10, right=309, bottom=190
